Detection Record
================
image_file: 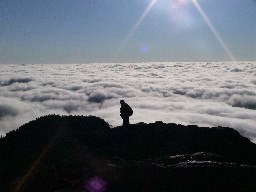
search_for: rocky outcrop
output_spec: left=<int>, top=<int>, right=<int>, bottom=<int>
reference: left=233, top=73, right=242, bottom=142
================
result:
left=0, top=115, right=256, bottom=191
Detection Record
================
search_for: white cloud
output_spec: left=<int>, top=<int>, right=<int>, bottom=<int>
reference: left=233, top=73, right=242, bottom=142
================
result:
left=0, top=62, right=256, bottom=143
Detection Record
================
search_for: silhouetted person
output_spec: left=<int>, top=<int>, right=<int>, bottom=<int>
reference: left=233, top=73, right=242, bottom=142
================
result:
left=120, top=100, right=133, bottom=126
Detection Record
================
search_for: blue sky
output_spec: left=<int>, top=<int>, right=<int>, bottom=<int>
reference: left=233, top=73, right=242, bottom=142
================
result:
left=0, top=0, right=256, bottom=64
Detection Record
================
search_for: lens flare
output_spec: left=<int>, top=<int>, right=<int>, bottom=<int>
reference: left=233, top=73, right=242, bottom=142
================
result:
left=115, top=0, right=236, bottom=63
left=85, top=176, right=107, bottom=192
left=114, top=0, right=157, bottom=59
left=172, top=0, right=190, bottom=7
left=191, top=0, right=236, bottom=62
left=121, top=0, right=157, bottom=49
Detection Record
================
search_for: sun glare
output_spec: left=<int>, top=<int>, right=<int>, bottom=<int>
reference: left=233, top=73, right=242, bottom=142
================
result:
left=191, top=0, right=236, bottom=62
left=172, top=0, right=190, bottom=7
left=114, top=0, right=236, bottom=63
left=120, top=0, right=157, bottom=50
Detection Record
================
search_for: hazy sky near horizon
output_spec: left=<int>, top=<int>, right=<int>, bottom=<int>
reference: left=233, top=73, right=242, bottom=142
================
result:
left=0, top=0, right=256, bottom=64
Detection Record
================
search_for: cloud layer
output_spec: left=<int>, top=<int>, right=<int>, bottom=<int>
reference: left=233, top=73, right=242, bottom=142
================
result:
left=0, top=62, right=256, bottom=142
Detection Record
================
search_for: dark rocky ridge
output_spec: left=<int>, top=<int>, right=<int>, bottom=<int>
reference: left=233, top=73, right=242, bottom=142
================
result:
left=0, top=115, right=256, bottom=191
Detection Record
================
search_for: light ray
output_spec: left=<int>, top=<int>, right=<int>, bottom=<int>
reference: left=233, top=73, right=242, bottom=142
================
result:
left=191, top=0, right=236, bottom=62
left=14, top=126, right=65, bottom=192
left=114, top=0, right=157, bottom=59
left=14, top=143, right=52, bottom=192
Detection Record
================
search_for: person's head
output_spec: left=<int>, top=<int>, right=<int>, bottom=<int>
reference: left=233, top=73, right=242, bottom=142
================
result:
left=120, top=100, right=125, bottom=104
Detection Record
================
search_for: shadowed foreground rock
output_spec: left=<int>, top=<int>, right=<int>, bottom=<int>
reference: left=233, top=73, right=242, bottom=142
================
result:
left=0, top=115, right=256, bottom=192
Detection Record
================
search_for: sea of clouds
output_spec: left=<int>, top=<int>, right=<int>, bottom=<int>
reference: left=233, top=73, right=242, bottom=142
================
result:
left=0, top=62, right=256, bottom=142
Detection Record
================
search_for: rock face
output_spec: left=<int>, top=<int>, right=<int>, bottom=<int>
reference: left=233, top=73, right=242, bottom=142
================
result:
left=0, top=115, right=256, bottom=192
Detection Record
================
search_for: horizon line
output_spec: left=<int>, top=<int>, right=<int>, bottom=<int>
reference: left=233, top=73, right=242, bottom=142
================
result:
left=1, top=60, right=256, bottom=65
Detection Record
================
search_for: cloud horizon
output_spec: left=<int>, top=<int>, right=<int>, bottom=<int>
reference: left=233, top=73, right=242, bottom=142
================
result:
left=0, top=62, right=256, bottom=143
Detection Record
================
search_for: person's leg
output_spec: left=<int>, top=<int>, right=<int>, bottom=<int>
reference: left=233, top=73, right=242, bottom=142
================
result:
left=124, top=117, right=129, bottom=126
left=122, top=118, right=125, bottom=126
